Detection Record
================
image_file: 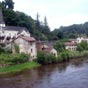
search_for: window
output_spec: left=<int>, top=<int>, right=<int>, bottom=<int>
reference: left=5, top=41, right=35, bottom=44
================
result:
left=31, top=49, right=33, bottom=53
left=30, top=42, right=32, bottom=46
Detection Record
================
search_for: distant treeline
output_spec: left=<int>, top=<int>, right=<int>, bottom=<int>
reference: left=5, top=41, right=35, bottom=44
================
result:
left=52, top=22, right=88, bottom=39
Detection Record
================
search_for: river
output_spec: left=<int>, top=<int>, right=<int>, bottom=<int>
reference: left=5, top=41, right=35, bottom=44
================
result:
left=0, top=58, right=88, bottom=88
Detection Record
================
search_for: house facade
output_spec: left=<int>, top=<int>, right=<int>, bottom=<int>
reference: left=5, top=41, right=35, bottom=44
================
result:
left=14, top=36, right=37, bottom=61
left=76, top=37, right=88, bottom=44
left=64, top=42, right=77, bottom=51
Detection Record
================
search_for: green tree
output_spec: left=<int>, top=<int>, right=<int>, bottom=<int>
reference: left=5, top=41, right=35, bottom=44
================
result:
left=5, top=0, right=14, bottom=9
left=3, top=9, right=18, bottom=26
left=37, top=51, right=56, bottom=65
left=77, top=41, right=88, bottom=51
left=54, top=41, right=65, bottom=52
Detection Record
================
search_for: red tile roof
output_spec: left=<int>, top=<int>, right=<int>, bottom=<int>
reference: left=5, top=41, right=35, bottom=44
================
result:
left=64, top=42, right=77, bottom=46
left=18, top=36, right=36, bottom=42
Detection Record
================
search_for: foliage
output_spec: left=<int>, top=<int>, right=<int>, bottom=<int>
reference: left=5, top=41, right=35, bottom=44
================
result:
left=14, top=44, right=19, bottom=53
left=0, top=46, right=5, bottom=54
left=0, top=53, right=29, bottom=66
left=77, top=41, right=88, bottom=51
left=12, top=53, right=29, bottom=64
left=36, top=50, right=88, bottom=65
left=52, top=22, right=88, bottom=39
left=54, top=41, right=65, bottom=52
left=1, top=0, right=14, bottom=9
left=36, top=51, right=56, bottom=65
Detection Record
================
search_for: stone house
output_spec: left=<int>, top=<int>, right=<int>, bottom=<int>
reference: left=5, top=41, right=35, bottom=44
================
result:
left=13, top=35, right=37, bottom=61
left=37, top=41, right=57, bottom=57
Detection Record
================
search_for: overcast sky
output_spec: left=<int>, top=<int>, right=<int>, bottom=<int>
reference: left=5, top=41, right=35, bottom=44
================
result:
left=1, top=0, right=88, bottom=30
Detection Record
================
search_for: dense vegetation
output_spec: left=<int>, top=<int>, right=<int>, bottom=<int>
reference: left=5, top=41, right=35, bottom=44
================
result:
left=0, top=44, right=29, bottom=67
left=36, top=51, right=57, bottom=65
left=52, top=22, right=88, bottom=39
left=36, top=50, right=88, bottom=65
left=77, top=41, right=88, bottom=51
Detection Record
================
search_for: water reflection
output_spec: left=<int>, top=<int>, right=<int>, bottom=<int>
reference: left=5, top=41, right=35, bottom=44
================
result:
left=0, top=58, right=88, bottom=88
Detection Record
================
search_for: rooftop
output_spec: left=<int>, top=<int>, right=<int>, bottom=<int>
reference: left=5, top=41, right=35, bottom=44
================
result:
left=64, top=42, right=77, bottom=46
left=4, top=26, right=28, bottom=33
left=18, top=36, right=36, bottom=42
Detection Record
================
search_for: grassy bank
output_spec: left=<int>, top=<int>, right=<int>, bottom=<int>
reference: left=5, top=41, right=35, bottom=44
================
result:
left=0, top=62, right=41, bottom=74
left=36, top=50, right=88, bottom=65
left=57, top=50, right=88, bottom=62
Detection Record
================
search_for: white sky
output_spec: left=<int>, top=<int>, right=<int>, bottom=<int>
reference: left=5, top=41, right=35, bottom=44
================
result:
left=1, top=0, right=88, bottom=30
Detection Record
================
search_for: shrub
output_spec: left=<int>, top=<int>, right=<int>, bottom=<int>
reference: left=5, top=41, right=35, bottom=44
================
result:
left=0, top=46, right=5, bottom=54
left=36, top=51, right=56, bottom=65
left=0, top=53, right=29, bottom=66
left=57, top=54, right=63, bottom=62
left=14, top=44, right=19, bottom=53
left=12, top=53, right=29, bottom=64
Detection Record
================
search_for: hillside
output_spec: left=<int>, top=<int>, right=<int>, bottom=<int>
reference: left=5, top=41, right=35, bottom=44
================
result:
left=52, top=22, right=88, bottom=39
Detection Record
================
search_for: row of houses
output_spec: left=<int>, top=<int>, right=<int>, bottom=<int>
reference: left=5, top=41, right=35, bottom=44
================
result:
left=0, top=7, right=57, bottom=61
left=64, top=37, right=88, bottom=51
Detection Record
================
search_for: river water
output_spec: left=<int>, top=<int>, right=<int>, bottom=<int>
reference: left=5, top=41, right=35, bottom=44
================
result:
left=0, top=58, right=88, bottom=88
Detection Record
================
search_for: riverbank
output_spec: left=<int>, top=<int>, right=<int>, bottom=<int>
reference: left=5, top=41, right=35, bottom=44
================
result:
left=0, top=62, right=41, bottom=74
left=36, top=50, right=88, bottom=65
left=0, top=50, right=88, bottom=74
left=57, top=50, right=88, bottom=62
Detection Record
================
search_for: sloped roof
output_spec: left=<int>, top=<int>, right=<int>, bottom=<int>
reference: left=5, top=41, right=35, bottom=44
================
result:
left=64, top=42, right=77, bottom=46
left=0, top=7, right=4, bottom=24
left=18, top=36, right=36, bottom=42
left=4, top=26, right=28, bottom=33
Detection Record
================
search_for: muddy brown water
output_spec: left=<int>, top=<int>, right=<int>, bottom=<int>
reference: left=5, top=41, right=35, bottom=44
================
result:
left=0, top=58, right=88, bottom=88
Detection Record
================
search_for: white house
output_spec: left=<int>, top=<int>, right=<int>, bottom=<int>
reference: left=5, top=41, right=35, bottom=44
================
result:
left=0, top=7, right=30, bottom=43
left=50, top=48, right=57, bottom=57
left=76, top=37, right=88, bottom=44
left=14, top=35, right=37, bottom=61
left=64, top=42, right=77, bottom=51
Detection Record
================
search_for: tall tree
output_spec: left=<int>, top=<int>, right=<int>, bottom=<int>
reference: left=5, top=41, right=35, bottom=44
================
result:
left=36, top=12, right=40, bottom=27
left=44, top=16, right=48, bottom=26
left=5, top=0, right=14, bottom=9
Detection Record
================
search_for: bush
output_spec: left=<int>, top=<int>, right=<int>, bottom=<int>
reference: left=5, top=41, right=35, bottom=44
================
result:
left=36, top=51, right=56, bottom=65
left=14, top=44, right=19, bottom=53
left=57, top=54, right=63, bottom=62
left=0, top=46, right=5, bottom=54
left=77, top=41, right=88, bottom=51
left=0, top=53, right=29, bottom=66
left=12, top=53, right=29, bottom=64
left=60, top=51, right=70, bottom=61
left=54, top=41, right=65, bottom=52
